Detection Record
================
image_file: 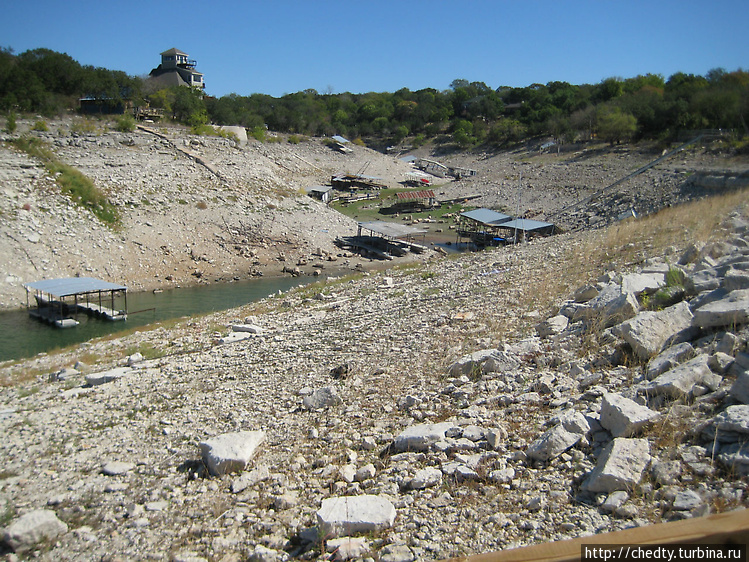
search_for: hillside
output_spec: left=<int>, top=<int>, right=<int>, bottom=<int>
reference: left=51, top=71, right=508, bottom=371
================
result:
left=1, top=117, right=747, bottom=312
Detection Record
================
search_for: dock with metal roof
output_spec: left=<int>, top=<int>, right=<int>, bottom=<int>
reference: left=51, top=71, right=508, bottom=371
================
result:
left=23, top=277, right=128, bottom=328
left=336, top=221, right=429, bottom=259
left=457, top=208, right=555, bottom=246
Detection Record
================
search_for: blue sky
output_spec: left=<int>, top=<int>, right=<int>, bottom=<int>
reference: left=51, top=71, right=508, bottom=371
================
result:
left=2, top=0, right=747, bottom=98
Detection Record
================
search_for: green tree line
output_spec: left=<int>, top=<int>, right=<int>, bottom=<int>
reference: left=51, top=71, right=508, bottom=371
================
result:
left=2, top=47, right=747, bottom=148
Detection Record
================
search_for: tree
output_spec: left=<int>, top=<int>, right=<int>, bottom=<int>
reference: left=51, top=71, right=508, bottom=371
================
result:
left=597, top=107, right=637, bottom=145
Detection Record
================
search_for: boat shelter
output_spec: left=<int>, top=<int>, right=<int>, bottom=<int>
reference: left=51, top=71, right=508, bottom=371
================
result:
left=24, top=277, right=128, bottom=328
left=497, top=218, right=556, bottom=242
left=336, top=221, right=428, bottom=259
left=456, top=208, right=513, bottom=246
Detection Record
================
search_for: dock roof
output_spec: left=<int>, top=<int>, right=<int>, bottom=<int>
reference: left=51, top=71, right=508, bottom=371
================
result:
left=460, top=208, right=512, bottom=226
left=24, top=277, right=127, bottom=298
left=499, top=218, right=555, bottom=232
left=358, top=221, right=427, bottom=238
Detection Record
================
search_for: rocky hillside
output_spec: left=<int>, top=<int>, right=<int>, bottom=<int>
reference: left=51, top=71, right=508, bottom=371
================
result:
left=0, top=118, right=415, bottom=309
left=1, top=189, right=749, bottom=560
left=1, top=117, right=747, bottom=311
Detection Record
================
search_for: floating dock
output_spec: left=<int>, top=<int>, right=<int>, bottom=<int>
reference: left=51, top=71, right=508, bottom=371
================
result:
left=24, top=277, right=128, bottom=328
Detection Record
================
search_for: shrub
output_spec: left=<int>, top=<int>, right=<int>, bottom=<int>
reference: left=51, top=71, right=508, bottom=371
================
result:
left=288, top=134, right=301, bottom=144
left=5, top=111, right=16, bottom=133
left=114, top=115, right=135, bottom=133
left=71, top=118, right=100, bottom=135
left=32, top=119, right=48, bottom=132
left=249, top=126, right=266, bottom=141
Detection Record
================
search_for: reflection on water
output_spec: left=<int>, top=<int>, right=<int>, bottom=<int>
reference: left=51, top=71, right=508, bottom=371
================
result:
left=0, top=275, right=315, bottom=363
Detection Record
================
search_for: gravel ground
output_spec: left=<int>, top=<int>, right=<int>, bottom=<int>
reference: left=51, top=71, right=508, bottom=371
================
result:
left=1, top=118, right=748, bottom=561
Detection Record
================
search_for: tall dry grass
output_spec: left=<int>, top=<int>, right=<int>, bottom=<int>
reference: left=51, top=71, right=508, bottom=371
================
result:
left=510, top=188, right=749, bottom=329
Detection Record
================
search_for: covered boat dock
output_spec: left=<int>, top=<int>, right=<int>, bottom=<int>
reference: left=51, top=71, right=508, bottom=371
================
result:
left=24, top=277, right=128, bottom=328
left=336, top=221, right=428, bottom=259
left=456, top=208, right=555, bottom=246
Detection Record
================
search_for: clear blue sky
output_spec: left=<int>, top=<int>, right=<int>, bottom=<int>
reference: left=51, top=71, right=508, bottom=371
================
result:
left=2, top=0, right=747, bottom=98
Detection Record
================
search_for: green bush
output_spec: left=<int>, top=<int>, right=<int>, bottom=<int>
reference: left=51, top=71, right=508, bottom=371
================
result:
left=249, top=126, right=266, bottom=141
left=32, top=119, right=48, bottom=131
left=114, top=115, right=135, bottom=132
left=71, top=118, right=100, bottom=135
left=288, top=134, right=301, bottom=144
left=5, top=111, right=17, bottom=133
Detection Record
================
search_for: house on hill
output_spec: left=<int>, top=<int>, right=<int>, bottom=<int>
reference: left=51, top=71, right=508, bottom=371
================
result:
left=148, top=48, right=205, bottom=90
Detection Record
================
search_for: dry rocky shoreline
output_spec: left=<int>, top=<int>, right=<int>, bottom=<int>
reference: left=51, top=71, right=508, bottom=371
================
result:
left=1, top=118, right=749, bottom=561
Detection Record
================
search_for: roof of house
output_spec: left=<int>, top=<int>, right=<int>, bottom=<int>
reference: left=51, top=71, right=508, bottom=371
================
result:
left=24, top=277, right=127, bottom=298
left=396, top=190, right=435, bottom=200
left=161, top=47, right=188, bottom=56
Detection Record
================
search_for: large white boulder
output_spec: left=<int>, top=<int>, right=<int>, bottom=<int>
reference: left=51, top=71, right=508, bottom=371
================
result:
left=199, top=430, right=265, bottom=476
left=582, top=438, right=651, bottom=493
left=3, top=509, right=68, bottom=552
left=317, top=495, right=396, bottom=538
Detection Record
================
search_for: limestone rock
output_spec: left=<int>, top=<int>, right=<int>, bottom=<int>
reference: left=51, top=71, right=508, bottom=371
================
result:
left=102, top=461, right=135, bottom=476
left=326, top=537, right=371, bottom=560
left=526, top=425, right=581, bottom=461
left=199, top=430, right=265, bottom=476
left=317, top=495, right=396, bottom=538
left=611, top=301, right=693, bottom=360
left=621, top=272, right=665, bottom=296
left=647, top=354, right=715, bottom=399
left=730, top=370, right=749, bottom=404
left=3, top=509, right=68, bottom=552
left=535, top=314, right=569, bottom=338
left=692, top=288, right=749, bottom=328
left=410, top=467, right=442, bottom=490
left=303, top=386, right=342, bottom=410
left=599, top=393, right=658, bottom=437
left=448, top=349, right=498, bottom=376
left=85, top=366, right=131, bottom=386
left=646, top=342, right=695, bottom=380
left=392, top=422, right=454, bottom=452
left=582, top=438, right=651, bottom=493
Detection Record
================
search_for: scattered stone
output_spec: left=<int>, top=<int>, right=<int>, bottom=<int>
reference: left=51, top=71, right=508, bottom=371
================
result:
left=327, top=537, right=371, bottom=560
left=599, top=393, right=659, bottom=437
left=692, top=288, right=749, bottom=328
left=199, top=430, right=266, bottom=476
left=611, top=301, right=693, bottom=360
left=582, top=438, right=651, bottom=493
left=646, top=342, right=696, bottom=380
left=410, top=467, right=442, bottom=490
left=379, top=544, right=416, bottom=562
left=317, top=495, right=396, bottom=538
left=647, top=354, right=715, bottom=399
left=526, top=425, right=581, bottom=461
left=448, top=349, right=498, bottom=377
left=3, top=509, right=68, bottom=553
left=535, top=314, right=569, bottom=338
left=102, top=461, right=135, bottom=476
left=85, top=366, right=131, bottom=386
left=392, top=422, right=454, bottom=452
left=303, top=386, right=342, bottom=410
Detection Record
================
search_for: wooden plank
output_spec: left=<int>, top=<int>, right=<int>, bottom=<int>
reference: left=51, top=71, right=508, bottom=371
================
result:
left=441, top=509, right=749, bottom=562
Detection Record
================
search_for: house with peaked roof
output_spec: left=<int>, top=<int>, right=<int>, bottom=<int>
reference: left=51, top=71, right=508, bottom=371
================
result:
left=148, top=48, right=204, bottom=90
